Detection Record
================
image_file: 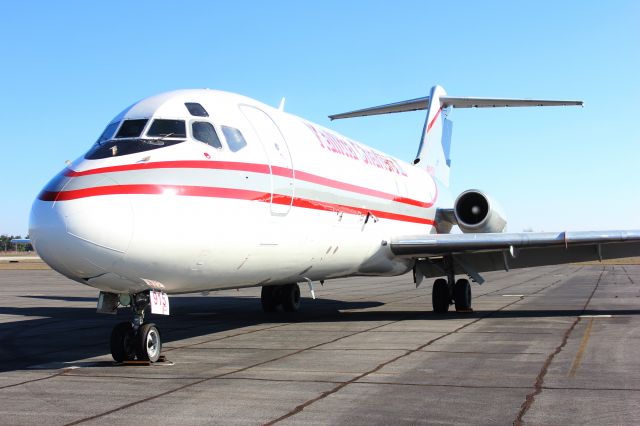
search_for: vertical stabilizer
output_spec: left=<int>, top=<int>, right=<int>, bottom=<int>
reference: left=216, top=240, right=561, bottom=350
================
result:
left=328, top=86, right=581, bottom=188
left=414, top=85, right=453, bottom=187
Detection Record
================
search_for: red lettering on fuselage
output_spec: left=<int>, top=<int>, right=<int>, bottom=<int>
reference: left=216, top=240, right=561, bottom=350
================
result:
left=305, top=122, right=407, bottom=176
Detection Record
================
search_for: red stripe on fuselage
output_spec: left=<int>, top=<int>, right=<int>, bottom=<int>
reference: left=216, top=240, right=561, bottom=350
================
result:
left=39, top=184, right=435, bottom=226
left=39, top=185, right=271, bottom=202
left=290, top=168, right=432, bottom=208
left=65, top=161, right=271, bottom=177
left=286, top=197, right=434, bottom=225
left=64, top=160, right=435, bottom=208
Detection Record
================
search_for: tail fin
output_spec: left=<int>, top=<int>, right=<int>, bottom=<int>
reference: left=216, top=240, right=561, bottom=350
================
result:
left=328, top=86, right=582, bottom=188
left=414, top=85, right=453, bottom=186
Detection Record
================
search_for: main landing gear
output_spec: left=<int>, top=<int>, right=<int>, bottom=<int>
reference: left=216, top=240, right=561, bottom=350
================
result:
left=432, top=278, right=472, bottom=313
left=261, top=283, right=301, bottom=313
left=431, top=256, right=473, bottom=313
left=110, top=292, right=162, bottom=363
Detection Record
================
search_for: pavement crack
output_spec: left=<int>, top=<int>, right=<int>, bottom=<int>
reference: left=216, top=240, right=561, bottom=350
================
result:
left=64, top=377, right=211, bottom=426
left=62, top=317, right=406, bottom=425
left=264, top=294, right=528, bottom=425
left=513, top=268, right=605, bottom=426
left=0, top=370, right=66, bottom=390
left=621, top=266, right=635, bottom=284
left=161, top=322, right=292, bottom=353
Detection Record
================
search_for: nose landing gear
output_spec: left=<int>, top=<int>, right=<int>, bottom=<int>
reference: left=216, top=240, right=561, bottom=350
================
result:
left=109, top=292, right=162, bottom=363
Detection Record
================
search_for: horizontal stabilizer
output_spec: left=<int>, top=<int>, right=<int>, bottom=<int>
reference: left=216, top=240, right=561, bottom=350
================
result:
left=329, top=96, right=583, bottom=120
left=329, top=97, right=429, bottom=120
left=443, top=97, right=584, bottom=109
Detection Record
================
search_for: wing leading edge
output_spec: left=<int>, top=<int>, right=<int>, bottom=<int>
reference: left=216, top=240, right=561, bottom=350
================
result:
left=391, top=230, right=640, bottom=284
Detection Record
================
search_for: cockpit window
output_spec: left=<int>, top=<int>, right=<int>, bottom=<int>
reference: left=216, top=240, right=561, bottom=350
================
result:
left=115, top=119, right=148, bottom=138
left=147, top=119, right=186, bottom=138
left=221, top=126, right=247, bottom=152
left=85, top=118, right=188, bottom=160
left=185, top=102, right=209, bottom=117
left=192, top=122, right=222, bottom=148
left=96, top=121, right=119, bottom=144
left=84, top=138, right=186, bottom=160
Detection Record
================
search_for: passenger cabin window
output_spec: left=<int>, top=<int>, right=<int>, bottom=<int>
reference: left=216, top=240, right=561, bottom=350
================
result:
left=96, top=121, right=119, bottom=144
left=222, top=126, right=247, bottom=152
left=148, top=119, right=186, bottom=138
left=185, top=102, right=209, bottom=117
left=116, top=119, right=148, bottom=138
left=192, top=122, right=222, bottom=148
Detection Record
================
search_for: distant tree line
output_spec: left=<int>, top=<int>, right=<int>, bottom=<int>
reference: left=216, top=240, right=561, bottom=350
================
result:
left=0, top=235, right=34, bottom=252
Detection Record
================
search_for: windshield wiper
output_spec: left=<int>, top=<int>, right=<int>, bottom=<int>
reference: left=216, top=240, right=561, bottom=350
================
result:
left=143, top=133, right=175, bottom=146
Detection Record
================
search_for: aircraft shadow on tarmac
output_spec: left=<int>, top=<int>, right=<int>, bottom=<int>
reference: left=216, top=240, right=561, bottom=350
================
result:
left=22, top=295, right=97, bottom=303
left=1, top=295, right=640, bottom=373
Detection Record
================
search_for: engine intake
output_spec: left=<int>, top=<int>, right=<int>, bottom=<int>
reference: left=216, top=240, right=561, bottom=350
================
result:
left=454, top=190, right=507, bottom=233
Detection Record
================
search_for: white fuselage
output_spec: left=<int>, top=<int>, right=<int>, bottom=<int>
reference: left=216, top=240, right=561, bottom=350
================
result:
left=29, top=89, right=439, bottom=294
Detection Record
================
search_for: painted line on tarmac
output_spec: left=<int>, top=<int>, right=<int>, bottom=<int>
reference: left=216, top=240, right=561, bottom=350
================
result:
left=568, top=317, right=594, bottom=378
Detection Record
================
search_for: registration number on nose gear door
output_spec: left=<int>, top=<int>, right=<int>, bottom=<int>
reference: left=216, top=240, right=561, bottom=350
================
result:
left=150, top=290, right=170, bottom=315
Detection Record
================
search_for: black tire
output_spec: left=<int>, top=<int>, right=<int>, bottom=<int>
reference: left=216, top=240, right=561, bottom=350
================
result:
left=453, top=279, right=472, bottom=310
left=261, top=286, right=279, bottom=312
left=136, top=323, right=162, bottom=362
left=281, top=283, right=301, bottom=312
left=110, top=321, right=136, bottom=363
left=432, top=278, right=450, bottom=313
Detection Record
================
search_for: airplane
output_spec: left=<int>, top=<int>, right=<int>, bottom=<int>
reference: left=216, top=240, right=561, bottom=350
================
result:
left=10, top=239, right=31, bottom=245
left=28, top=85, right=640, bottom=363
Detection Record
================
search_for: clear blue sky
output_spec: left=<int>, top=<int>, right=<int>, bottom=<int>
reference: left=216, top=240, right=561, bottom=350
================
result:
left=1, top=1, right=638, bottom=235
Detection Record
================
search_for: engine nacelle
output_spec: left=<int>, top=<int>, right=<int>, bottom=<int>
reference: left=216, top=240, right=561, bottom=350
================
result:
left=454, top=190, right=507, bottom=233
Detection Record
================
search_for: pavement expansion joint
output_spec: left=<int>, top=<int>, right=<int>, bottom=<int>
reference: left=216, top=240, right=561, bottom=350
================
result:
left=542, top=386, right=640, bottom=392
left=266, top=295, right=526, bottom=425
left=357, top=380, right=531, bottom=390
left=513, top=268, right=606, bottom=425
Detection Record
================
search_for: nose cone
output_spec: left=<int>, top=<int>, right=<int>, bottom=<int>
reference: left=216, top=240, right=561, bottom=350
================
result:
left=29, top=172, right=134, bottom=280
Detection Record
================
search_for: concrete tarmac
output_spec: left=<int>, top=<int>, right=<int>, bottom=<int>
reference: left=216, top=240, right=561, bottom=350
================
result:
left=1, top=265, right=639, bottom=425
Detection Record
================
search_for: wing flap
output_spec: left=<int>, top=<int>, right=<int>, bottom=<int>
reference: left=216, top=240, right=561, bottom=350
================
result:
left=416, top=241, right=640, bottom=279
left=392, top=230, right=640, bottom=278
left=391, top=230, right=640, bottom=257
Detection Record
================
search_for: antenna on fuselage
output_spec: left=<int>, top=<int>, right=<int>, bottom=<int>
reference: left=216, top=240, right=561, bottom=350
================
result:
left=278, top=97, right=286, bottom=112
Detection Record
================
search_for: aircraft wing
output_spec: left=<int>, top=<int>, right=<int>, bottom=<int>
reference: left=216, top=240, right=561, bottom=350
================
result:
left=390, top=230, right=640, bottom=284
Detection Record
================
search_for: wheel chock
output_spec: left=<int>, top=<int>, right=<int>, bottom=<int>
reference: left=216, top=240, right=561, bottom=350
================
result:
left=119, top=355, right=169, bottom=366
left=121, top=360, right=151, bottom=366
